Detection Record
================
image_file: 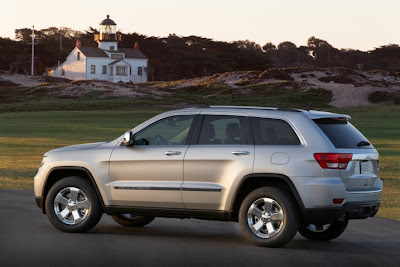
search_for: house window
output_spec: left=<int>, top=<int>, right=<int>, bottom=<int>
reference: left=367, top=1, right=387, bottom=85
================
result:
left=110, top=66, right=113, bottom=75
left=77, top=52, right=80, bottom=61
left=102, top=66, right=107, bottom=74
left=116, top=66, right=127, bottom=76
left=110, top=46, right=115, bottom=51
left=129, top=67, right=132, bottom=75
left=111, top=54, right=123, bottom=59
left=138, top=67, right=143, bottom=76
left=91, top=65, right=96, bottom=74
left=61, top=69, right=65, bottom=76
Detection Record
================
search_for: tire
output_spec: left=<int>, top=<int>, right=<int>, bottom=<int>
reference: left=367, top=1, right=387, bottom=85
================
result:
left=45, top=176, right=102, bottom=233
left=111, top=214, right=155, bottom=227
left=238, top=186, right=300, bottom=247
left=298, top=219, right=349, bottom=241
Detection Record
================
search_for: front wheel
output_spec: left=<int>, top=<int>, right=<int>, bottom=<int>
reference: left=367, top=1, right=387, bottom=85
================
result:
left=238, top=187, right=299, bottom=247
left=111, top=214, right=155, bottom=227
left=298, top=219, right=349, bottom=241
left=45, top=177, right=102, bottom=233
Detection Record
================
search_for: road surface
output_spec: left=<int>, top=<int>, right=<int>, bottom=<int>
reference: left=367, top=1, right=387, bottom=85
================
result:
left=0, top=190, right=399, bottom=266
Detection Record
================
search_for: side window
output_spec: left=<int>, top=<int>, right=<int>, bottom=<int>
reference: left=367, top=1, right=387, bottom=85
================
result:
left=252, top=117, right=300, bottom=145
left=198, top=115, right=248, bottom=145
left=134, top=115, right=194, bottom=146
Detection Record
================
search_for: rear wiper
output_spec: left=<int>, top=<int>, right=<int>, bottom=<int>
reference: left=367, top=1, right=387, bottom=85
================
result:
left=357, top=141, right=371, bottom=147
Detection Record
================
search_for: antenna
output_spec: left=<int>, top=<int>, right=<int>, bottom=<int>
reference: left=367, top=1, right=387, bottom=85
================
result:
left=31, top=26, right=35, bottom=76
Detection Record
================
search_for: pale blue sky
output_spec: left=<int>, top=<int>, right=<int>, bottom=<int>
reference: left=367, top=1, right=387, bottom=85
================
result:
left=0, top=0, right=399, bottom=51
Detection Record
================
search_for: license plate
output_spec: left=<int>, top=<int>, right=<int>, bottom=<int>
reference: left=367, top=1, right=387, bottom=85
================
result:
left=360, top=161, right=372, bottom=174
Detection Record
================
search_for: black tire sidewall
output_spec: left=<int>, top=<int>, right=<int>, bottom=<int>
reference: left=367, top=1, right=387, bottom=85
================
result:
left=45, top=176, right=102, bottom=233
left=298, top=219, right=349, bottom=241
left=239, top=186, right=299, bottom=247
left=111, top=214, right=155, bottom=227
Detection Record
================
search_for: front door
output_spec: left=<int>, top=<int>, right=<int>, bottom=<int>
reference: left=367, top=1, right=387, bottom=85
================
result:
left=109, top=114, right=196, bottom=208
left=182, top=114, right=255, bottom=210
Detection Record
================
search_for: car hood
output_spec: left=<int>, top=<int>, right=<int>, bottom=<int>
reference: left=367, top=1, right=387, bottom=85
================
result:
left=48, top=142, right=105, bottom=153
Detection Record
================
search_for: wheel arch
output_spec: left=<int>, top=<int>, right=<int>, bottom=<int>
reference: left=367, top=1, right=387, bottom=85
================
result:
left=230, top=173, right=306, bottom=221
left=41, top=167, right=106, bottom=214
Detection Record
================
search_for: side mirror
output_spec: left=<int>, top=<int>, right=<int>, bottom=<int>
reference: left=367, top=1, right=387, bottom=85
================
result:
left=123, top=131, right=134, bottom=146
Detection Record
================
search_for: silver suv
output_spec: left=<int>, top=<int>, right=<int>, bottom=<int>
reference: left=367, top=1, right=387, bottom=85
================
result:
left=34, top=106, right=381, bottom=247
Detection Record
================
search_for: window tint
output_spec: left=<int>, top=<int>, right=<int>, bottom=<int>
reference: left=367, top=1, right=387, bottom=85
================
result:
left=198, top=115, right=248, bottom=145
left=134, top=115, right=194, bottom=146
left=314, top=118, right=373, bottom=149
left=252, top=118, right=300, bottom=145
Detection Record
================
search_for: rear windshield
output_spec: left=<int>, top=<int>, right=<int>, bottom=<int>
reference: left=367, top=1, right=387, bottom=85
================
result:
left=314, top=118, right=373, bottom=149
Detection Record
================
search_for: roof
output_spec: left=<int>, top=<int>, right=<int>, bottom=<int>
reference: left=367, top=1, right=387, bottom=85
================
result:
left=108, top=59, right=122, bottom=65
left=78, top=47, right=148, bottom=60
left=177, top=106, right=351, bottom=120
left=79, top=47, right=148, bottom=59
left=100, top=15, right=116, bottom=25
left=117, top=48, right=148, bottom=59
left=79, top=47, right=108, bottom=57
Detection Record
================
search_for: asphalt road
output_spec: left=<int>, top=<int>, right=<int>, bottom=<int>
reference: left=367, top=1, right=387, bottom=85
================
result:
left=1, top=190, right=399, bottom=267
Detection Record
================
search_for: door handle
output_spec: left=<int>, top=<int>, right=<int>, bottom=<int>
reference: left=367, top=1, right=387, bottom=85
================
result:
left=232, top=151, right=250, bottom=156
left=164, top=151, right=182, bottom=156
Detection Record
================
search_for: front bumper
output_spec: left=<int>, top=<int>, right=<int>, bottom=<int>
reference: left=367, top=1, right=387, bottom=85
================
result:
left=35, top=196, right=45, bottom=213
left=304, top=201, right=380, bottom=225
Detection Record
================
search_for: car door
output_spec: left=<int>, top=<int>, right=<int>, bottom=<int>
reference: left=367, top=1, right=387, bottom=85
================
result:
left=109, top=114, right=197, bottom=208
left=182, top=113, right=255, bottom=210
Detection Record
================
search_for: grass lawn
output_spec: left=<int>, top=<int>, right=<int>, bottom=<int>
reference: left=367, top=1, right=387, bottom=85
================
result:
left=1, top=107, right=399, bottom=220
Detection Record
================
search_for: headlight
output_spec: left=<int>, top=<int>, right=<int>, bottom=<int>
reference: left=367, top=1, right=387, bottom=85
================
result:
left=41, top=156, right=47, bottom=167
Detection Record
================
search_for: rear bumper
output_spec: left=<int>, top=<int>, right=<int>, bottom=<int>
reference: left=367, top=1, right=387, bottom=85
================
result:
left=304, top=201, right=380, bottom=225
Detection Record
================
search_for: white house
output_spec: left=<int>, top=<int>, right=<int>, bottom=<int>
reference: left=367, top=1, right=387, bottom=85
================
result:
left=52, top=15, right=148, bottom=83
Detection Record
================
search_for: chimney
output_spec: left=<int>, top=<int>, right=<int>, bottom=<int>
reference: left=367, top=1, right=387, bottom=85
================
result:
left=134, top=41, right=139, bottom=50
left=76, top=39, right=82, bottom=48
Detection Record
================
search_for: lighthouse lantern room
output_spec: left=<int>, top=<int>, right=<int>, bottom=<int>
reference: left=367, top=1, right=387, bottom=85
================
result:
left=94, top=15, right=121, bottom=51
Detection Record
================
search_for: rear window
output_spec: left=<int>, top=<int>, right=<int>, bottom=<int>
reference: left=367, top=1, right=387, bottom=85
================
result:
left=314, top=118, right=373, bottom=149
left=252, top=117, right=301, bottom=145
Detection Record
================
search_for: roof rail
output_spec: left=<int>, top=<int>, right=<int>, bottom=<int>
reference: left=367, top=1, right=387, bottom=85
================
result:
left=210, top=106, right=303, bottom=112
left=209, top=105, right=277, bottom=110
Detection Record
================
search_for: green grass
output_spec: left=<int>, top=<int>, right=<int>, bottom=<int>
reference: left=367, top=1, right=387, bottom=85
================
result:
left=0, top=107, right=399, bottom=220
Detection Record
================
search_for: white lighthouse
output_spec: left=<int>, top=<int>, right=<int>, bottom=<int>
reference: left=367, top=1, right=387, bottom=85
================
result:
left=51, top=15, right=148, bottom=83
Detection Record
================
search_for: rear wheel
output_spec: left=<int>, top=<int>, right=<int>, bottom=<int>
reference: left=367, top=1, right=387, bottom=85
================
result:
left=111, top=214, right=155, bottom=227
left=239, top=187, right=299, bottom=247
left=298, top=219, right=349, bottom=241
left=45, top=177, right=102, bottom=233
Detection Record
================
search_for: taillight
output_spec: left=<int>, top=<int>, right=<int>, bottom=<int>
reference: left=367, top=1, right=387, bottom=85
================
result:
left=314, top=153, right=352, bottom=169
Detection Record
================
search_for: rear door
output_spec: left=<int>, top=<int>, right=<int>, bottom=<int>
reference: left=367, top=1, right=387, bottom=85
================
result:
left=314, top=118, right=379, bottom=191
left=182, top=113, right=254, bottom=210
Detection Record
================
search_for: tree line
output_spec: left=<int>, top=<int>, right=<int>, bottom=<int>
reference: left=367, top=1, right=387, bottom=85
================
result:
left=0, top=27, right=399, bottom=80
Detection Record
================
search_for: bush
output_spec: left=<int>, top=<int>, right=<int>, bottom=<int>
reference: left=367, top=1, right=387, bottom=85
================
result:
left=368, top=91, right=394, bottom=103
left=258, top=69, right=294, bottom=81
left=0, top=79, right=19, bottom=88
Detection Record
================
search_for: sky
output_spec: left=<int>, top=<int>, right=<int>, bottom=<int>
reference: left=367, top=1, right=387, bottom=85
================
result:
left=0, top=0, right=399, bottom=51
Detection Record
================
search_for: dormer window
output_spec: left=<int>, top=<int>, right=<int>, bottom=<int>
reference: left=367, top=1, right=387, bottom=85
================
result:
left=110, top=46, right=115, bottom=51
left=77, top=52, right=80, bottom=61
left=111, top=54, right=123, bottom=59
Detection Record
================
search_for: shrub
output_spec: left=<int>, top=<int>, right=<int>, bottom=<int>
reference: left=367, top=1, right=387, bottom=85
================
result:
left=258, top=69, right=294, bottom=81
left=368, top=91, right=394, bottom=103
